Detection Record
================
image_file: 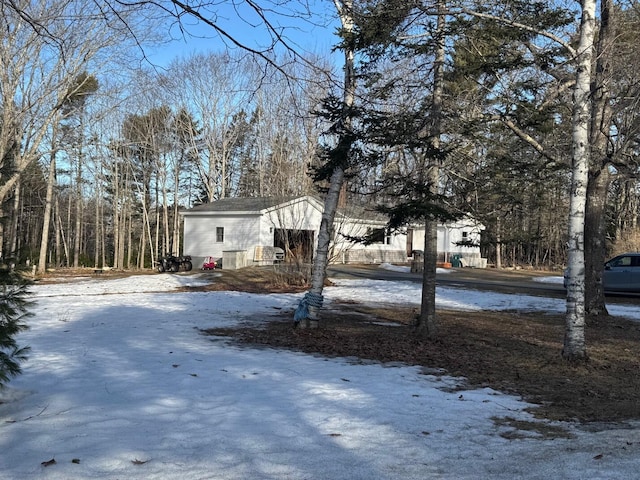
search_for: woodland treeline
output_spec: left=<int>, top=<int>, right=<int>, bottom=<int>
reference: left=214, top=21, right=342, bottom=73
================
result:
left=2, top=0, right=640, bottom=273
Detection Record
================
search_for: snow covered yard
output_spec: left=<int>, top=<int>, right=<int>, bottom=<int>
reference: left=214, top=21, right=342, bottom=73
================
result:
left=1, top=272, right=639, bottom=479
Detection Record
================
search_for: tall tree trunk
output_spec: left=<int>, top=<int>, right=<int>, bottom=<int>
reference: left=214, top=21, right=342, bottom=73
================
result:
left=0, top=205, right=5, bottom=260
left=56, top=208, right=70, bottom=267
left=584, top=169, right=611, bottom=316
left=112, top=161, right=121, bottom=269
left=9, top=180, right=21, bottom=261
left=73, top=146, right=83, bottom=268
left=495, top=216, right=502, bottom=269
left=100, top=198, right=106, bottom=268
left=564, top=0, right=597, bottom=361
left=416, top=3, right=446, bottom=338
left=162, top=175, right=170, bottom=254
left=94, top=189, right=100, bottom=268
left=126, top=207, right=133, bottom=268
left=38, top=148, right=57, bottom=274
left=299, top=0, right=355, bottom=329
left=54, top=196, right=62, bottom=266
left=66, top=193, right=72, bottom=266
left=173, top=173, right=181, bottom=255
left=418, top=214, right=438, bottom=336
left=585, top=0, right=614, bottom=318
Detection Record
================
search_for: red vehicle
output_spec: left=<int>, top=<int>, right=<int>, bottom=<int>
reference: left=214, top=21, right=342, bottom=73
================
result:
left=202, top=256, right=218, bottom=270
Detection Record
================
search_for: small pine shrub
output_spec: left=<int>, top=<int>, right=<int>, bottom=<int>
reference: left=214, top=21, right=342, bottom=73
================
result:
left=0, top=272, right=32, bottom=389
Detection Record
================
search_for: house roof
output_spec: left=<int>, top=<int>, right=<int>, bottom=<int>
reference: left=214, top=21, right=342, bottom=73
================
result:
left=182, top=195, right=324, bottom=215
left=182, top=196, right=477, bottom=230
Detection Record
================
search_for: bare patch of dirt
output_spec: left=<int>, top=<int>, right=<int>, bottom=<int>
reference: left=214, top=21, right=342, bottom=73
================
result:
left=184, top=265, right=312, bottom=294
left=200, top=267, right=640, bottom=425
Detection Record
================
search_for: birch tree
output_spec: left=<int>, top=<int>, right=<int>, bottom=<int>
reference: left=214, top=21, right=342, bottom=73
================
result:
left=435, top=1, right=602, bottom=357
left=563, top=0, right=597, bottom=360
left=297, top=0, right=356, bottom=329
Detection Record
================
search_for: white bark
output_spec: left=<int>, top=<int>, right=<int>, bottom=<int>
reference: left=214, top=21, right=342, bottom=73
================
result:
left=564, top=0, right=597, bottom=360
left=301, top=0, right=355, bottom=328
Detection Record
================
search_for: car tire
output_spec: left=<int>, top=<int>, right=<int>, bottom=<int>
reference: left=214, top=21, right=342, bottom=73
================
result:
left=184, top=261, right=193, bottom=271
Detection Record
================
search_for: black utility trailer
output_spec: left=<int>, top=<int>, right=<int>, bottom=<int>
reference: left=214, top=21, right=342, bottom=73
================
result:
left=156, top=254, right=193, bottom=273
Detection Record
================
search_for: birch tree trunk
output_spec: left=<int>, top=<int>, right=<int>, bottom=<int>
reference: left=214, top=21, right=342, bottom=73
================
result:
left=564, top=0, right=597, bottom=361
left=300, top=0, right=355, bottom=329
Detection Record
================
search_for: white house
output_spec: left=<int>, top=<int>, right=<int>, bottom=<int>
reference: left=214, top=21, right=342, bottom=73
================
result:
left=409, top=217, right=487, bottom=268
left=180, top=195, right=485, bottom=269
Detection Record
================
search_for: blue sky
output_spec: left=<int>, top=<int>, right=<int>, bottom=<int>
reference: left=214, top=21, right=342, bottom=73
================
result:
left=147, top=0, right=340, bottom=67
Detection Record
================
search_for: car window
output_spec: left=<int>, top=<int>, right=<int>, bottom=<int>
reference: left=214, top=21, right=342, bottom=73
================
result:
left=610, top=256, right=632, bottom=267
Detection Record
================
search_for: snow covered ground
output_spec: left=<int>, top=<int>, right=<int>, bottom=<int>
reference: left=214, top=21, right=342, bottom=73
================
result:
left=1, top=268, right=639, bottom=479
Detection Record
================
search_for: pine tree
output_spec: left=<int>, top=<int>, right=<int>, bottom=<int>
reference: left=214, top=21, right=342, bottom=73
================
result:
left=0, top=272, right=32, bottom=388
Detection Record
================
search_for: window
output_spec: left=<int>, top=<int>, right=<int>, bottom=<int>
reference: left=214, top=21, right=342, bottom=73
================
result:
left=368, top=228, right=391, bottom=245
left=216, top=227, right=224, bottom=243
left=610, top=256, right=633, bottom=267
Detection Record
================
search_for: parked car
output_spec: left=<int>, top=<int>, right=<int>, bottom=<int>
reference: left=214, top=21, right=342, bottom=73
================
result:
left=564, top=252, right=640, bottom=292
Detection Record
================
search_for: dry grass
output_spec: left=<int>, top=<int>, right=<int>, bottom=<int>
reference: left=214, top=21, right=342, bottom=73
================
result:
left=198, top=266, right=640, bottom=425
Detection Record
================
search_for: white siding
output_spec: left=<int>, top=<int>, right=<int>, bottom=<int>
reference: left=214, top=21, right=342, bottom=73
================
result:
left=184, top=214, right=261, bottom=263
left=182, top=197, right=486, bottom=267
left=332, top=218, right=407, bottom=263
left=412, top=217, right=486, bottom=266
left=264, top=199, right=323, bottom=231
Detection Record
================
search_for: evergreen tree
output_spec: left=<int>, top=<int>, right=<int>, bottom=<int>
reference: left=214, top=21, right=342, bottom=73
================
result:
left=0, top=272, right=32, bottom=388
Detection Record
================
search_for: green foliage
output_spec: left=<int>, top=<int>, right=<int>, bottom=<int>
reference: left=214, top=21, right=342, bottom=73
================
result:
left=60, top=71, right=99, bottom=115
left=352, top=0, right=417, bottom=51
left=0, top=272, right=32, bottom=388
left=310, top=94, right=369, bottom=186
left=376, top=178, right=459, bottom=226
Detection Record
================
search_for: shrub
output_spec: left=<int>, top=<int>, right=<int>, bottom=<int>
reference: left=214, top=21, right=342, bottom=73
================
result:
left=0, top=272, right=32, bottom=389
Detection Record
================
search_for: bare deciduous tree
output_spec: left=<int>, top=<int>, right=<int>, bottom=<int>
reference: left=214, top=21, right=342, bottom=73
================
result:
left=0, top=1, right=133, bottom=272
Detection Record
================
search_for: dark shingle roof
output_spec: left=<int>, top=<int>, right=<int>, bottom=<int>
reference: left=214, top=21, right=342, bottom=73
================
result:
left=185, top=196, right=302, bottom=213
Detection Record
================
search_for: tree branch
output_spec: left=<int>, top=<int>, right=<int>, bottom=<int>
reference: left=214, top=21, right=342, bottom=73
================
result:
left=459, top=7, right=576, bottom=57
